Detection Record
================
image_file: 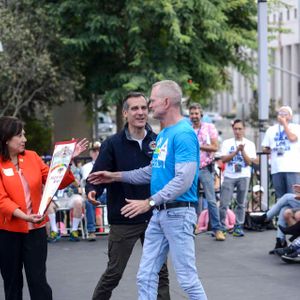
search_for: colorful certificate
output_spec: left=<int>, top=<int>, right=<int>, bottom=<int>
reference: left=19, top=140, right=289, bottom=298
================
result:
left=38, top=140, right=77, bottom=215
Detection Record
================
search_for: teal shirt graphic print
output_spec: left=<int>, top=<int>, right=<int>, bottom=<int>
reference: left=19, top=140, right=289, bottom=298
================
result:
left=152, top=137, right=168, bottom=169
left=150, top=119, right=199, bottom=202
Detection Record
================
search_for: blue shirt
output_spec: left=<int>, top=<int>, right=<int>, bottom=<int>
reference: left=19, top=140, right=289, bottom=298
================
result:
left=151, top=119, right=199, bottom=202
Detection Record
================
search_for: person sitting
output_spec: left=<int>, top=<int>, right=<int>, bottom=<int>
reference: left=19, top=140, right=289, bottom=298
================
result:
left=47, top=181, right=84, bottom=242
left=255, top=190, right=300, bottom=254
left=277, top=207, right=300, bottom=239
left=80, top=142, right=101, bottom=241
left=244, top=185, right=274, bottom=231
left=247, top=185, right=267, bottom=212
left=197, top=208, right=236, bottom=234
left=274, top=236, right=300, bottom=264
left=272, top=206, right=300, bottom=262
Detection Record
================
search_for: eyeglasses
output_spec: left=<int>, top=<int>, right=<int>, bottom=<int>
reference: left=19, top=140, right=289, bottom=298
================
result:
left=278, top=111, right=289, bottom=116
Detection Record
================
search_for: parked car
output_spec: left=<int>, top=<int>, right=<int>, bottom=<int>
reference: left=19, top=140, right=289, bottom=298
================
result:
left=203, top=112, right=223, bottom=123
left=97, top=113, right=116, bottom=140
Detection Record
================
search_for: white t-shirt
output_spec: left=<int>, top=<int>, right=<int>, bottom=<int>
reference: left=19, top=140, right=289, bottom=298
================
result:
left=81, top=161, right=94, bottom=181
left=221, top=137, right=257, bottom=179
left=262, top=123, right=300, bottom=174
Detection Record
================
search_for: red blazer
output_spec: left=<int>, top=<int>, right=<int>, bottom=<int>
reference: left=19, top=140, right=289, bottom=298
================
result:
left=0, top=150, right=74, bottom=233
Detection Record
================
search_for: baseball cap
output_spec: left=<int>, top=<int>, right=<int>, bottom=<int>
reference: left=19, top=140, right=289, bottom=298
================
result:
left=278, top=106, right=293, bottom=117
left=253, top=185, right=264, bottom=193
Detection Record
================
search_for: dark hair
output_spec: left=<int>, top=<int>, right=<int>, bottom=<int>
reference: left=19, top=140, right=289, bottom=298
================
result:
left=189, top=102, right=202, bottom=111
left=122, top=92, right=147, bottom=110
left=0, top=116, right=24, bottom=161
left=189, top=102, right=203, bottom=117
left=231, top=119, right=245, bottom=128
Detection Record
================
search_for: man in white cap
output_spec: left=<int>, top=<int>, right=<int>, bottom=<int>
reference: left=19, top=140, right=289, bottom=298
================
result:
left=248, top=185, right=267, bottom=212
left=262, top=106, right=300, bottom=252
left=262, top=106, right=300, bottom=199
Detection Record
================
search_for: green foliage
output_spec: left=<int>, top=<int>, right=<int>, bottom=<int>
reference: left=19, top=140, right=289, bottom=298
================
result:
left=24, top=117, right=52, bottom=155
left=47, top=0, right=257, bottom=109
left=0, top=0, right=81, bottom=118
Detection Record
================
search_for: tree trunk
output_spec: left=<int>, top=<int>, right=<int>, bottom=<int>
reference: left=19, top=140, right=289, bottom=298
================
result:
left=116, top=102, right=124, bottom=132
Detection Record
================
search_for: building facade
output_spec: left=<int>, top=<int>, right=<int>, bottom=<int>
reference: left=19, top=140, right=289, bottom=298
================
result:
left=214, top=0, right=300, bottom=121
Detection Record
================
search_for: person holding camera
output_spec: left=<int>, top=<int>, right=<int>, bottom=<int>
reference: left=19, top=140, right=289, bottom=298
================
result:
left=219, top=119, right=257, bottom=237
left=262, top=106, right=300, bottom=199
left=189, top=103, right=225, bottom=241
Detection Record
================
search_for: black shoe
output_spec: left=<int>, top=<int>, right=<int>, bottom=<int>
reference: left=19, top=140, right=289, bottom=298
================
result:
left=281, top=251, right=300, bottom=264
left=273, top=245, right=296, bottom=257
left=278, top=222, right=300, bottom=236
left=269, top=238, right=287, bottom=255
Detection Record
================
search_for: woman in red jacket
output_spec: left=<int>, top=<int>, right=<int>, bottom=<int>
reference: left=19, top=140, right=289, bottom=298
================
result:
left=0, top=116, right=87, bottom=300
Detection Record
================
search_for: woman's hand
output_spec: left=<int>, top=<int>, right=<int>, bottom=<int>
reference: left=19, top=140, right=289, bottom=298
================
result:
left=13, top=208, right=45, bottom=223
left=26, top=214, right=45, bottom=224
left=72, top=138, right=89, bottom=158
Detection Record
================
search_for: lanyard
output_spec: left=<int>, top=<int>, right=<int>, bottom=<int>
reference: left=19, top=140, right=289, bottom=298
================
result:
left=278, top=125, right=285, bottom=140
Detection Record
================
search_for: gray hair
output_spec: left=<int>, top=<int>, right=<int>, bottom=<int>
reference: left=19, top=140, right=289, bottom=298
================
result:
left=152, top=80, right=182, bottom=106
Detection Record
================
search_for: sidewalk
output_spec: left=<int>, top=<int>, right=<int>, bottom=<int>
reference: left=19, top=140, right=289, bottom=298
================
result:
left=0, top=230, right=298, bottom=300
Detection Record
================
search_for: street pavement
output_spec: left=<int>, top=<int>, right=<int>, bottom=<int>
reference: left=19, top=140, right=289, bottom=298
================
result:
left=0, top=229, right=299, bottom=300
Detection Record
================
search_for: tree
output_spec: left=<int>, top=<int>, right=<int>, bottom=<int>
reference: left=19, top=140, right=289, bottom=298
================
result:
left=0, top=1, right=80, bottom=117
left=47, top=0, right=257, bottom=130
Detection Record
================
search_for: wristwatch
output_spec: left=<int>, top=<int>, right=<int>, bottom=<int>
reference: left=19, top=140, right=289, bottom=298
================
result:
left=148, top=198, right=156, bottom=207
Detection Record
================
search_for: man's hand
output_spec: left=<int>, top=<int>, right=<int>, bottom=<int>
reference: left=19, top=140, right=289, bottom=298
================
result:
left=237, top=144, right=245, bottom=152
left=87, top=191, right=101, bottom=206
left=121, top=199, right=151, bottom=218
left=88, top=171, right=120, bottom=185
left=277, top=115, right=288, bottom=126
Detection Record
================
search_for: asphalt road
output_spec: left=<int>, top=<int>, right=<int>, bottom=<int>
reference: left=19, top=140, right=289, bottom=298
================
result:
left=0, top=229, right=299, bottom=300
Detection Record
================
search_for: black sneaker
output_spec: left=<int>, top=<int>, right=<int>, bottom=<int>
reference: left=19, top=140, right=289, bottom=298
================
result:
left=281, top=251, right=300, bottom=264
left=269, top=238, right=287, bottom=255
left=273, top=244, right=296, bottom=257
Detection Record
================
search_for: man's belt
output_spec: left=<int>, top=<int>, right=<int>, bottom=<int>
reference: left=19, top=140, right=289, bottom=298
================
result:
left=155, top=201, right=197, bottom=211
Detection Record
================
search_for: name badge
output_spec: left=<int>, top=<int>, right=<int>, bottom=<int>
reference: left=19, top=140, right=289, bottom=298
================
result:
left=3, top=168, right=14, bottom=176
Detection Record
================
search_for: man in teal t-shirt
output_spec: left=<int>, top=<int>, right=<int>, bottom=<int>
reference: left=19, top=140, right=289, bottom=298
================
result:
left=151, top=119, right=199, bottom=203
left=88, top=80, right=207, bottom=300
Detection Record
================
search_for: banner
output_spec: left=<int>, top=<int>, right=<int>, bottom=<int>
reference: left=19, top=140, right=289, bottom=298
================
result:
left=38, top=140, right=77, bottom=215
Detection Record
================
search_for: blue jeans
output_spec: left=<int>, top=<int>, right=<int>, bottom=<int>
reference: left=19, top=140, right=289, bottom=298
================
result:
left=267, top=193, right=300, bottom=239
left=219, top=177, right=250, bottom=229
left=272, top=172, right=300, bottom=199
left=85, top=201, right=96, bottom=233
left=137, top=207, right=207, bottom=300
left=199, top=167, right=222, bottom=231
